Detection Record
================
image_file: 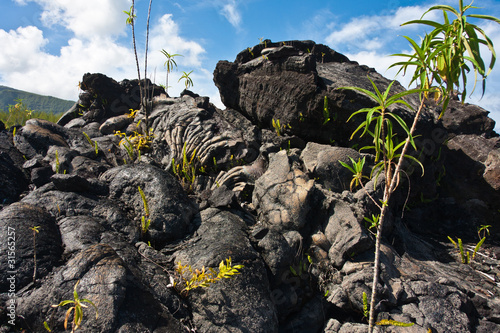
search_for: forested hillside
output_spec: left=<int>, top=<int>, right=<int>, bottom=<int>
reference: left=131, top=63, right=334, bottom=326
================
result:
left=0, top=85, right=75, bottom=114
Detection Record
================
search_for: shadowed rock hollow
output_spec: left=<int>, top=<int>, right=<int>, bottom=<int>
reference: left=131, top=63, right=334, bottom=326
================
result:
left=1, top=40, right=500, bottom=332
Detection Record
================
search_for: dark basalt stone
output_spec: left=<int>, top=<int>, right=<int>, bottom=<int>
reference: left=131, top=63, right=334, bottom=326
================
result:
left=1, top=40, right=499, bottom=333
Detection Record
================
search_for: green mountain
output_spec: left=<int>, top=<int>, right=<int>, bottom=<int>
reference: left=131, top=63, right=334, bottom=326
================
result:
left=0, top=85, right=76, bottom=114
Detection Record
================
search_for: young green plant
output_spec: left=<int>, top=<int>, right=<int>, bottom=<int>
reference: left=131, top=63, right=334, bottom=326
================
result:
left=391, top=0, right=500, bottom=117
left=48, top=280, right=98, bottom=333
left=174, top=257, right=243, bottom=296
left=323, top=95, right=331, bottom=125
left=338, top=156, right=370, bottom=192
left=82, top=132, right=98, bottom=156
left=172, top=143, right=197, bottom=191
left=340, top=2, right=500, bottom=330
left=30, top=226, right=40, bottom=283
left=448, top=224, right=491, bottom=264
left=138, top=186, right=151, bottom=236
left=160, top=50, right=182, bottom=94
left=178, top=70, right=194, bottom=90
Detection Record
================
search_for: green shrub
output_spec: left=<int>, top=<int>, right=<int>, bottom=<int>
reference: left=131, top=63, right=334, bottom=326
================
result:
left=174, top=258, right=243, bottom=296
left=0, top=99, right=61, bottom=128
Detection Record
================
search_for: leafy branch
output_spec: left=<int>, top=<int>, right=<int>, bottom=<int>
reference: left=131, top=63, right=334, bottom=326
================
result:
left=339, top=2, right=500, bottom=331
left=174, top=258, right=244, bottom=296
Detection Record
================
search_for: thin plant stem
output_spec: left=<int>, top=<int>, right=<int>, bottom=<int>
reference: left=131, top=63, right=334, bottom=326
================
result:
left=359, top=179, right=382, bottom=211
left=368, top=96, right=426, bottom=332
left=143, top=0, right=153, bottom=131
left=32, top=229, right=37, bottom=283
left=130, top=0, right=144, bottom=117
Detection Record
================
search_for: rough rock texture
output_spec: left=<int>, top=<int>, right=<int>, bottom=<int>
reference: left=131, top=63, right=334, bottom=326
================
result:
left=100, top=164, right=197, bottom=247
left=1, top=41, right=500, bottom=332
left=214, top=40, right=425, bottom=147
left=301, top=142, right=365, bottom=192
left=438, top=98, right=496, bottom=135
left=174, top=208, right=278, bottom=332
left=0, top=202, right=62, bottom=291
left=253, top=150, right=315, bottom=231
left=0, top=131, right=29, bottom=205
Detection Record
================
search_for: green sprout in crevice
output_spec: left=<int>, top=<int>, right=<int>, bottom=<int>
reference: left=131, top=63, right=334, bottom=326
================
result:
left=54, top=150, right=66, bottom=174
left=173, top=258, right=244, bottom=297
left=272, top=118, right=291, bottom=137
left=82, top=132, right=98, bottom=156
left=448, top=225, right=491, bottom=264
left=114, top=129, right=154, bottom=163
left=138, top=186, right=151, bottom=237
left=30, top=225, right=41, bottom=283
left=45, top=280, right=98, bottom=333
left=323, top=96, right=330, bottom=125
left=172, top=142, right=203, bottom=192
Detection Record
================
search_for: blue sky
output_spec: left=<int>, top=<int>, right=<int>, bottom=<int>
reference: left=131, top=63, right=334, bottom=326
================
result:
left=1, top=0, right=500, bottom=130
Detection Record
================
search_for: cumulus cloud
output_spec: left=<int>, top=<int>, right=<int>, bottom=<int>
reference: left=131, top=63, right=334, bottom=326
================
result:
left=0, top=0, right=136, bottom=100
left=220, top=0, right=242, bottom=29
left=149, top=14, right=205, bottom=68
left=325, top=3, right=500, bottom=131
left=0, top=0, right=210, bottom=103
left=0, top=27, right=135, bottom=100
left=325, top=5, right=440, bottom=53
left=0, top=26, right=48, bottom=72
left=21, top=0, right=130, bottom=39
left=326, top=18, right=380, bottom=48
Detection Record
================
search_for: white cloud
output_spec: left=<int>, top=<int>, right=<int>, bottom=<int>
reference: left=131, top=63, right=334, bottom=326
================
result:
left=0, top=2, right=209, bottom=104
left=326, top=3, right=500, bottom=132
left=325, top=5, right=439, bottom=52
left=149, top=14, right=205, bottom=68
left=146, top=14, right=216, bottom=101
left=326, top=17, right=380, bottom=47
left=20, top=0, right=130, bottom=39
left=388, top=5, right=439, bottom=29
left=220, top=0, right=242, bottom=29
left=0, top=26, right=48, bottom=72
left=0, top=29, right=135, bottom=100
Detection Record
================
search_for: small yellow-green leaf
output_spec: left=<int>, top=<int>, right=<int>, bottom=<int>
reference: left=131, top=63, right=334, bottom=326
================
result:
left=376, top=319, right=414, bottom=327
left=43, top=321, right=52, bottom=332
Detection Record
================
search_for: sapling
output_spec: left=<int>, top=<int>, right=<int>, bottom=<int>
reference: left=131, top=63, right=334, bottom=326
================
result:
left=178, top=70, right=194, bottom=90
left=48, top=280, right=98, bottom=333
left=340, top=1, right=500, bottom=331
left=160, top=50, right=182, bottom=94
left=30, top=225, right=41, bottom=283
left=124, top=0, right=154, bottom=138
left=138, top=186, right=151, bottom=236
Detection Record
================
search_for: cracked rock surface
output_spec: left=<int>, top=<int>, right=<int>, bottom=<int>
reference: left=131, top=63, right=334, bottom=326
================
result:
left=1, top=41, right=500, bottom=332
